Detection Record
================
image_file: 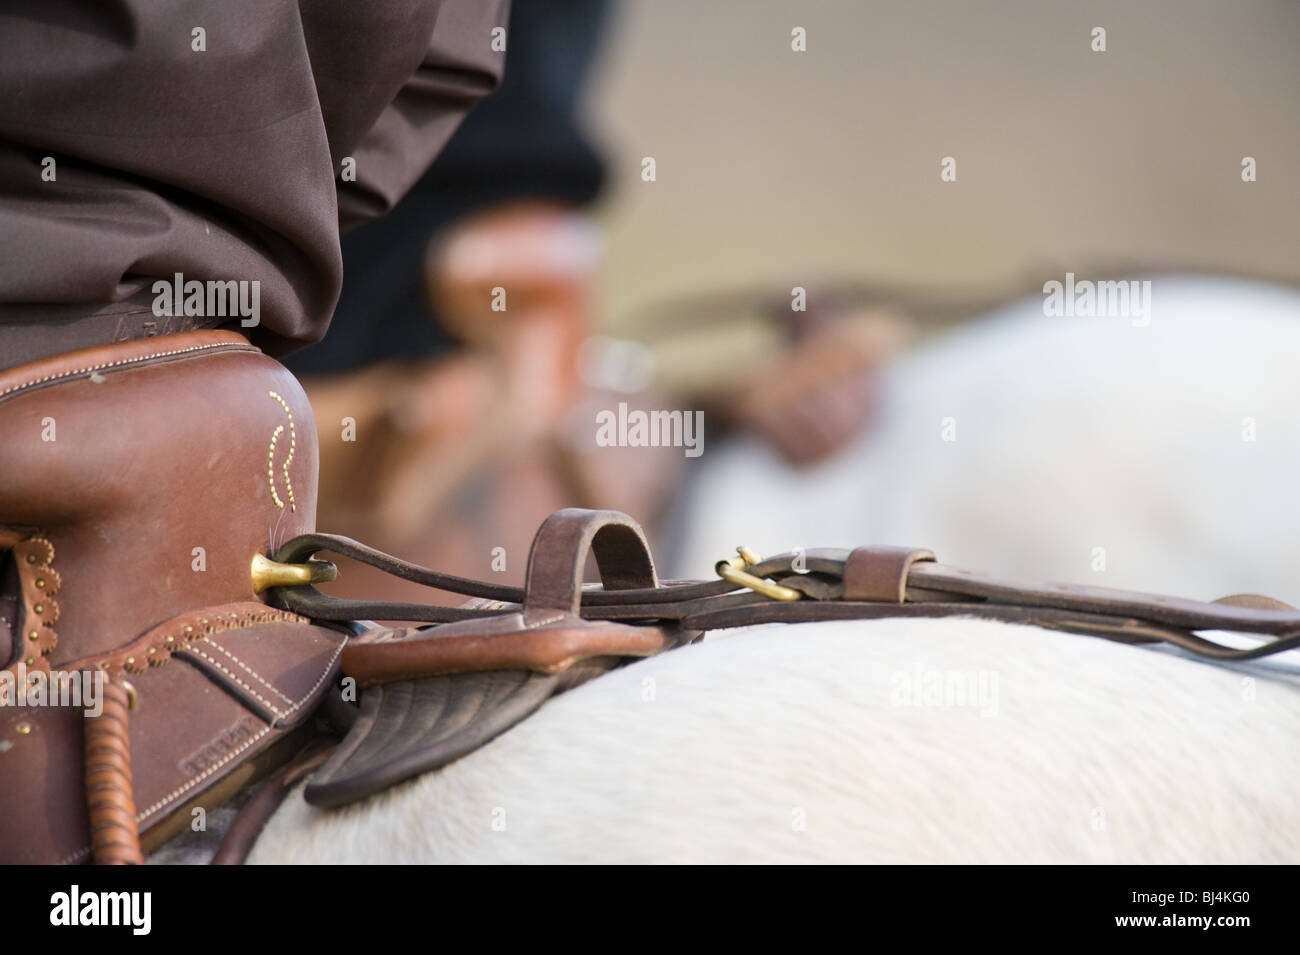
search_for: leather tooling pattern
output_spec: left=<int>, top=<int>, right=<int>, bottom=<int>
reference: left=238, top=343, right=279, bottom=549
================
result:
left=177, top=716, right=263, bottom=777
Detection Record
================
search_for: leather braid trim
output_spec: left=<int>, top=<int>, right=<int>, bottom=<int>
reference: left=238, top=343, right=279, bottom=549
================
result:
left=58, top=629, right=346, bottom=865
left=84, top=681, right=143, bottom=865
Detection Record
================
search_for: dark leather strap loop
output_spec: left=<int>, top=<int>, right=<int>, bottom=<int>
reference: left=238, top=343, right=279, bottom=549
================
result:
left=212, top=740, right=336, bottom=865
left=523, top=509, right=658, bottom=619
left=843, top=546, right=936, bottom=603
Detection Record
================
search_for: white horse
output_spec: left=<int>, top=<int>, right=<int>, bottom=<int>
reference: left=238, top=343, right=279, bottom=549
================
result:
left=247, top=275, right=1300, bottom=863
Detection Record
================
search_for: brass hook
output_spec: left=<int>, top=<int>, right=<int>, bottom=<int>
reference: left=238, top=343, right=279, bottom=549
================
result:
left=250, top=553, right=338, bottom=594
left=715, top=547, right=802, bottom=602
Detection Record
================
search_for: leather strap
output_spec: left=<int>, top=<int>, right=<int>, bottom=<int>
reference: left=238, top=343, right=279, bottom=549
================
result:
left=212, top=740, right=336, bottom=865
left=342, top=621, right=686, bottom=686
left=904, top=561, right=1300, bottom=636
left=523, top=508, right=658, bottom=619
left=843, top=546, right=935, bottom=603
left=339, top=510, right=679, bottom=685
left=271, top=527, right=1300, bottom=662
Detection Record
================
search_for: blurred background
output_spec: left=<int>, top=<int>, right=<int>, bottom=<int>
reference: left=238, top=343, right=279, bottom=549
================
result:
left=287, top=0, right=1300, bottom=605
left=591, top=0, right=1299, bottom=324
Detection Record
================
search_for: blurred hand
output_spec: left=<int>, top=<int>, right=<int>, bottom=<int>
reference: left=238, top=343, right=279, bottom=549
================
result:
left=427, top=200, right=599, bottom=353
left=726, top=310, right=906, bottom=466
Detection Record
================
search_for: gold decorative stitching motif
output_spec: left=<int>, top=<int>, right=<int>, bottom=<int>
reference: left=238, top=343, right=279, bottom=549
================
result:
left=266, top=390, right=296, bottom=512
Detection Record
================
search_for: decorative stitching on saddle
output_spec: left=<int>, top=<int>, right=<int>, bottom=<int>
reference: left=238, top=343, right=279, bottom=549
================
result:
left=59, top=633, right=347, bottom=865
left=266, top=391, right=296, bottom=511
left=277, top=637, right=347, bottom=725
left=524, top=610, right=569, bottom=629
left=182, top=645, right=287, bottom=720
left=70, top=605, right=309, bottom=677
left=0, top=341, right=256, bottom=401
left=2, top=536, right=59, bottom=678
left=131, top=723, right=271, bottom=821
left=199, top=639, right=295, bottom=706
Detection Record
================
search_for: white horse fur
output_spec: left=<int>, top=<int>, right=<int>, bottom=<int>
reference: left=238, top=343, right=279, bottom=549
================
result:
left=249, top=275, right=1300, bottom=864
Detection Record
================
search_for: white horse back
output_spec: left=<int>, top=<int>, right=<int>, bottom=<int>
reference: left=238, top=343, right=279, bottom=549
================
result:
left=251, top=617, right=1300, bottom=864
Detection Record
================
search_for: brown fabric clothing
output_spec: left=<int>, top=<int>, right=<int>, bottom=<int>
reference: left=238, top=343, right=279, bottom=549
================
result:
left=0, top=0, right=508, bottom=368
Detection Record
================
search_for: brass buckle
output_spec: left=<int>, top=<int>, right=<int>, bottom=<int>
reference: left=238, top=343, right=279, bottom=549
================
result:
left=715, top=546, right=802, bottom=601
left=250, top=553, right=338, bottom=593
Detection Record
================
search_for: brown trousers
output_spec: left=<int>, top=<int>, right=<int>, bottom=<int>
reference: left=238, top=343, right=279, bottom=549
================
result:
left=0, top=0, right=509, bottom=369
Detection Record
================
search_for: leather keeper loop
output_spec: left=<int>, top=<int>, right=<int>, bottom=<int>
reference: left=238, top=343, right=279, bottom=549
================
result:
left=843, top=546, right=936, bottom=604
left=523, top=508, right=658, bottom=620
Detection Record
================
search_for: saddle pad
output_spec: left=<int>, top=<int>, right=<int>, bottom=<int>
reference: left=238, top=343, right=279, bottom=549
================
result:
left=304, top=669, right=560, bottom=808
left=304, top=589, right=696, bottom=808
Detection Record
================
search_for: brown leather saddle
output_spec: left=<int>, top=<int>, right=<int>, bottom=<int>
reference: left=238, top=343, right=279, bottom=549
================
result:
left=3, top=331, right=1299, bottom=865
